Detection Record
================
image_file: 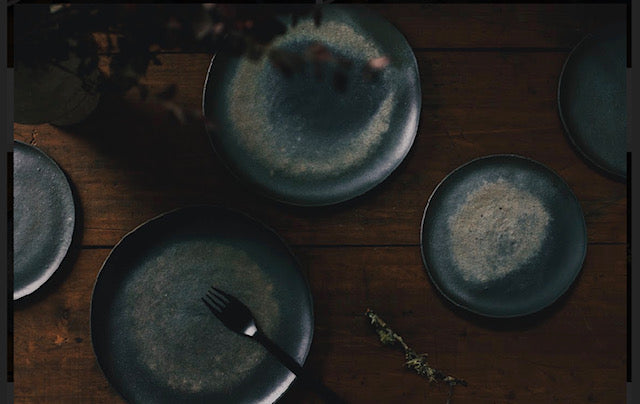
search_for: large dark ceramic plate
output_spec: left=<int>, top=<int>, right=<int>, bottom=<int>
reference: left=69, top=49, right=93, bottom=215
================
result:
left=13, top=141, right=75, bottom=300
left=420, top=155, right=587, bottom=318
left=203, top=5, right=421, bottom=206
left=91, top=206, right=313, bottom=403
left=558, top=23, right=627, bottom=180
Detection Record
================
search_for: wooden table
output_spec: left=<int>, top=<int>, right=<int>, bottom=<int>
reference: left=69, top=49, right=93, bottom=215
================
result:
left=13, top=4, right=627, bottom=403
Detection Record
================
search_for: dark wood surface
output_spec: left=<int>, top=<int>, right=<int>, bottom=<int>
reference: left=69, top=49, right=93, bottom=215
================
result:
left=13, top=4, right=627, bottom=403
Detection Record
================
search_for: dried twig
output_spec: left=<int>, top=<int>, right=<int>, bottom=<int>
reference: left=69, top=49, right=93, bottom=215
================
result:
left=365, top=309, right=466, bottom=402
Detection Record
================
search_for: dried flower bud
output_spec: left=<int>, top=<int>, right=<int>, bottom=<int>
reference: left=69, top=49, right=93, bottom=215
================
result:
left=367, top=56, right=390, bottom=71
left=50, top=5, right=64, bottom=14
left=194, top=20, right=215, bottom=40
left=307, top=42, right=333, bottom=63
left=362, top=56, right=390, bottom=82
left=213, top=23, right=225, bottom=35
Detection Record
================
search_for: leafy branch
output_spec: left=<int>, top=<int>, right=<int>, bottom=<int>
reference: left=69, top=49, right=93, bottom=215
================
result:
left=15, top=4, right=390, bottom=124
left=365, top=309, right=466, bottom=403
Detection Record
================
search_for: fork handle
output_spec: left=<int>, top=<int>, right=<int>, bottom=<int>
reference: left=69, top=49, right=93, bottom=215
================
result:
left=253, top=330, right=346, bottom=404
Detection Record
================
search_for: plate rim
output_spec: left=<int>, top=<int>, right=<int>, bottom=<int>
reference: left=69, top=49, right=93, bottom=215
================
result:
left=89, top=204, right=315, bottom=403
left=13, top=139, right=76, bottom=300
left=557, top=25, right=627, bottom=181
left=201, top=4, right=421, bottom=207
left=419, top=154, right=588, bottom=318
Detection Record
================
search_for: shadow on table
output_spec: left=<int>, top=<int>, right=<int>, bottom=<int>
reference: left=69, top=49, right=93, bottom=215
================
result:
left=277, top=339, right=340, bottom=404
left=13, top=171, right=85, bottom=309
left=56, top=93, right=270, bottom=212
left=62, top=93, right=217, bottom=178
left=49, top=55, right=443, bottom=241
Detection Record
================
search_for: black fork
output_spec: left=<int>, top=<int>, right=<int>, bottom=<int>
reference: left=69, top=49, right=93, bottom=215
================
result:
left=202, top=286, right=346, bottom=404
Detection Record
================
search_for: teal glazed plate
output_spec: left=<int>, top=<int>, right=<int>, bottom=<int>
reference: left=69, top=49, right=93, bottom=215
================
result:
left=420, top=155, right=587, bottom=318
left=13, top=141, right=75, bottom=300
left=91, top=206, right=313, bottom=403
left=558, top=23, right=627, bottom=180
left=203, top=5, right=421, bottom=206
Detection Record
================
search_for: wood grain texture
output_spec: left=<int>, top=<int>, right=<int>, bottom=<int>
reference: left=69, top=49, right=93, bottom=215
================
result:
left=13, top=245, right=626, bottom=403
left=13, top=4, right=627, bottom=404
left=14, top=51, right=626, bottom=246
left=13, top=249, right=123, bottom=404
left=289, top=244, right=626, bottom=403
left=90, top=4, right=626, bottom=52
left=372, top=4, right=626, bottom=49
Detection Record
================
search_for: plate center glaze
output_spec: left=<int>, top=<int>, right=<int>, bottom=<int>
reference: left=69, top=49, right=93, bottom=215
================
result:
left=113, top=241, right=280, bottom=394
left=227, top=19, right=397, bottom=178
left=448, top=178, right=551, bottom=283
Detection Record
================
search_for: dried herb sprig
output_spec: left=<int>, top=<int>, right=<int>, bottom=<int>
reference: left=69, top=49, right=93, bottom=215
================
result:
left=365, top=309, right=466, bottom=402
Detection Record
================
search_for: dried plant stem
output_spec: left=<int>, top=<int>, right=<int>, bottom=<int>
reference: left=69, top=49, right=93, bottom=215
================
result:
left=365, top=309, right=467, bottom=398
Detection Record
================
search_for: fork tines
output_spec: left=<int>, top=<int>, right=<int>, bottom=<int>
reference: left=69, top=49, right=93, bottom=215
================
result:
left=202, top=287, right=227, bottom=313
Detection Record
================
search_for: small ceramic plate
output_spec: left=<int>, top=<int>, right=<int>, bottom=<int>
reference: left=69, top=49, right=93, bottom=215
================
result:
left=91, top=206, right=314, bottom=403
left=420, top=155, right=587, bottom=318
left=558, top=23, right=627, bottom=180
left=203, top=5, right=421, bottom=206
left=13, top=141, right=75, bottom=300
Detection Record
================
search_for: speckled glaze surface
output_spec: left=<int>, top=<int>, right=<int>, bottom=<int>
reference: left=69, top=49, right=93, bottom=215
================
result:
left=420, top=155, right=587, bottom=318
left=91, top=206, right=313, bottom=403
left=13, top=140, right=75, bottom=300
left=203, top=5, right=421, bottom=206
left=558, top=23, right=627, bottom=180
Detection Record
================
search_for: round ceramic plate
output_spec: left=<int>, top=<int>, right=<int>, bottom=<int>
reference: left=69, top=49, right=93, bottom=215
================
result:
left=91, top=206, right=313, bottom=403
left=13, top=140, right=75, bottom=300
left=203, top=5, right=421, bottom=206
left=420, top=155, right=587, bottom=318
left=558, top=23, right=627, bottom=180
